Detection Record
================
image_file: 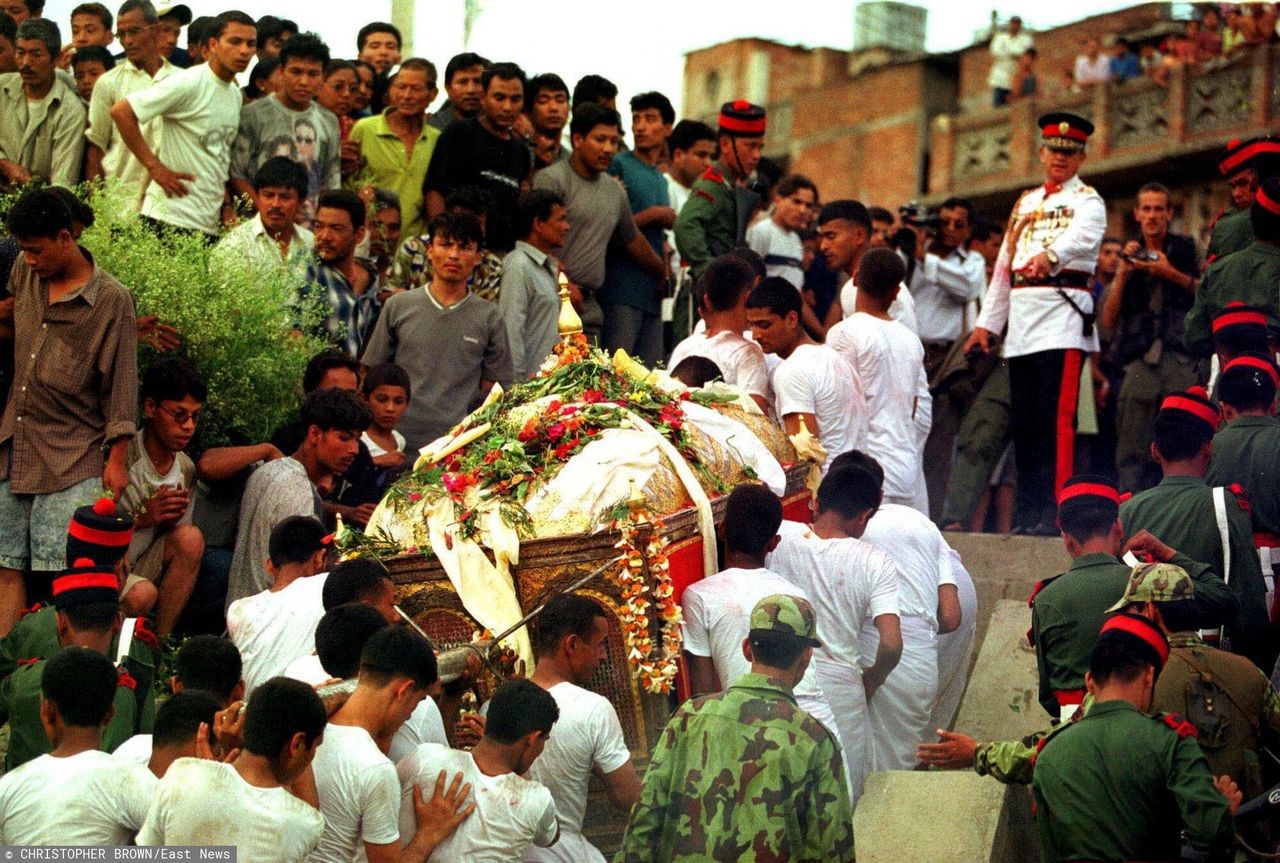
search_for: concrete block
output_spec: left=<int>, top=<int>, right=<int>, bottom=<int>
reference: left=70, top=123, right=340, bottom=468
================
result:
left=854, top=770, right=1040, bottom=863
left=944, top=534, right=1069, bottom=668
left=953, top=599, right=1048, bottom=745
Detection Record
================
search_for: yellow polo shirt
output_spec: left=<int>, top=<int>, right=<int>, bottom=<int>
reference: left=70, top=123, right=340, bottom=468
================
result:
left=348, top=108, right=440, bottom=242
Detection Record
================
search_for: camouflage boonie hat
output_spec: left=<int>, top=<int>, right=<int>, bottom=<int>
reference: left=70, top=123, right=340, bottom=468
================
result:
left=1106, top=562, right=1194, bottom=612
left=749, top=594, right=822, bottom=647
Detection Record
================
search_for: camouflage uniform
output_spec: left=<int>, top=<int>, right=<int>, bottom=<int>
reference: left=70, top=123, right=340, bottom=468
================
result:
left=615, top=596, right=853, bottom=863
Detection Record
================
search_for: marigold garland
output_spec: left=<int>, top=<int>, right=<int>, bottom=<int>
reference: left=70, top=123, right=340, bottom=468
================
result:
left=612, top=509, right=682, bottom=694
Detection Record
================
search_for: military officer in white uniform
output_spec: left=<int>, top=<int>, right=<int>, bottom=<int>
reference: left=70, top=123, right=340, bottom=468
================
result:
left=963, top=112, right=1106, bottom=534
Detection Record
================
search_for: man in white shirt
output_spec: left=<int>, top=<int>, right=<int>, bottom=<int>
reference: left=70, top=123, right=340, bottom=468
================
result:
left=831, top=450, right=962, bottom=772
left=963, top=113, right=1106, bottom=534
left=85, top=0, right=176, bottom=209
left=311, top=626, right=472, bottom=863
left=746, top=174, right=828, bottom=338
left=667, top=254, right=771, bottom=411
left=138, top=677, right=328, bottom=861
left=817, top=199, right=918, bottom=336
left=929, top=546, right=977, bottom=733
left=399, top=678, right=560, bottom=862
left=765, top=465, right=902, bottom=805
left=524, top=594, right=641, bottom=862
left=828, top=249, right=932, bottom=510
left=212, top=156, right=316, bottom=279
left=683, top=484, right=842, bottom=750
left=0, top=648, right=155, bottom=845
left=113, top=688, right=223, bottom=776
left=111, top=10, right=256, bottom=237
left=988, top=16, right=1034, bottom=106
left=746, top=277, right=866, bottom=475
left=226, top=515, right=331, bottom=693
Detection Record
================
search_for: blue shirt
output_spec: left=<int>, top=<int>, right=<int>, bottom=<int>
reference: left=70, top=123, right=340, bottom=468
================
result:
left=600, top=150, right=668, bottom=315
left=1110, top=54, right=1140, bottom=81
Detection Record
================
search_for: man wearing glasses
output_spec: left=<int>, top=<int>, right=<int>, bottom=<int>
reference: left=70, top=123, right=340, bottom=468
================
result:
left=118, top=357, right=206, bottom=637
left=84, top=0, right=175, bottom=210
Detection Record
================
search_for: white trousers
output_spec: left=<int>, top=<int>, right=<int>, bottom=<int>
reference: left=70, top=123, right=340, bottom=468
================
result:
left=813, top=658, right=869, bottom=807
left=929, top=557, right=978, bottom=733
left=866, top=617, right=939, bottom=772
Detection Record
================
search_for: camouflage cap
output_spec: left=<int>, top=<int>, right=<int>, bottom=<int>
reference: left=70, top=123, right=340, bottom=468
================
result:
left=748, top=594, right=822, bottom=647
left=1106, top=562, right=1194, bottom=612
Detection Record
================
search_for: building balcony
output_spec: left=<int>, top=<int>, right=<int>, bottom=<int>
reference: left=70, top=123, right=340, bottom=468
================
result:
left=927, top=45, right=1277, bottom=213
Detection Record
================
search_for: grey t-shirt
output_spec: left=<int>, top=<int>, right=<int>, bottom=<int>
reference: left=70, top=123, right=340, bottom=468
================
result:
left=361, top=288, right=514, bottom=452
left=227, top=457, right=323, bottom=608
left=532, top=160, right=637, bottom=291
left=230, top=95, right=341, bottom=226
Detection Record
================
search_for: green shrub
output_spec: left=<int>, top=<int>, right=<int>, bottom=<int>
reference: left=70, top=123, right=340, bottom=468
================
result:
left=78, top=183, right=331, bottom=448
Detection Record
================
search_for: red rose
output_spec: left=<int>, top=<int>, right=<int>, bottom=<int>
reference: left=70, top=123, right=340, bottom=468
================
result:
left=547, top=399, right=562, bottom=413
left=546, top=423, right=567, bottom=441
left=442, top=472, right=475, bottom=494
left=583, top=389, right=604, bottom=403
left=518, top=419, right=539, bottom=442
left=555, top=442, right=575, bottom=459
left=483, top=449, right=501, bottom=464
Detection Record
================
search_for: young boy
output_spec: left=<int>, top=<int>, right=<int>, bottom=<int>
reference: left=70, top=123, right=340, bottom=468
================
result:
left=69, top=2, right=113, bottom=49
left=667, top=254, right=771, bottom=412
left=398, top=678, right=560, bottom=860
left=0, top=648, right=155, bottom=845
left=227, top=516, right=332, bottom=693
left=826, top=249, right=932, bottom=509
left=137, top=677, right=328, bottom=862
left=747, top=174, right=818, bottom=290
left=71, top=44, right=113, bottom=102
left=361, top=212, right=514, bottom=453
left=361, top=363, right=411, bottom=477
left=745, top=277, right=866, bottom=475
left=119, top=358, right=207, bottom=637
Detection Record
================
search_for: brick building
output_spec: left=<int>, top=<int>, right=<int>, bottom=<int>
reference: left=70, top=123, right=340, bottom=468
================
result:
left=682, top=3, right=1276, bottom=244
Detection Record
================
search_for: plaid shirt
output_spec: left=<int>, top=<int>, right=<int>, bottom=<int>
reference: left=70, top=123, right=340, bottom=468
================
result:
left=302, top=257, right=381, bottom=358
left=391, top=234, right=503, bottom=302
left=0, top=251, right=137, bottom=494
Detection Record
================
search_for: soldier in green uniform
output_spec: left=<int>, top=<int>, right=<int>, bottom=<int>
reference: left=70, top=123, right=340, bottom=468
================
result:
left=1, top=495, right=137, bottom=679
left=615, top=594, right=854, bottom=863
left=1206, top=136, right=1279, bottom=262
left=1033, top=612, right=1239, bottom=863
left=0, top=559, right=157, bottom=768
left=1031, top=475, right=1235, bottom=720
left=1120, top=386, right=1273, bottom=669
left=1208, top=353, right=1280, bottom=539
left=670, top=100, right=765, bottom=341
left=1186, top=176, right=1280, bottom=359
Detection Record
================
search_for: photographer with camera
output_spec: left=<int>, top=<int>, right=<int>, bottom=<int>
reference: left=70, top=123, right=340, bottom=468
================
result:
left=1100, top=182, right=1200, bottom=494
left=899, top=199, right=987, bottom=517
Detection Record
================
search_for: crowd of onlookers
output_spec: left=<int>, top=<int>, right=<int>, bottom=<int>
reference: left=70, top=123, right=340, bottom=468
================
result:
left=0, top=0, right=1279, bottom=859
left=988, top=4, right=1276, bottom=105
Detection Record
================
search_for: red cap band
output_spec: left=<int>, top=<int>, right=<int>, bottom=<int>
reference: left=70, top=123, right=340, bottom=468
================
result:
left=1101, top=614, right=1170, bottom=667
left=1213, top=309, right=1268, bottom=332
left=52, top=572, right=118, bottom=595
left=1042, top=122, right=1088, bottom=143
left=1160, top=395, right=1220, bottom=427
left=1058, top=482, right=1122, bottom=506
left=1224, top=355, right=1280, bottom=387
left=67, top=520, right=132, bottom=546
left=1257, top=185, right=1280, bottom=216
left=718, top=114, right=766, bottom=135
left=1220, top=140, right=1280, bottom=177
